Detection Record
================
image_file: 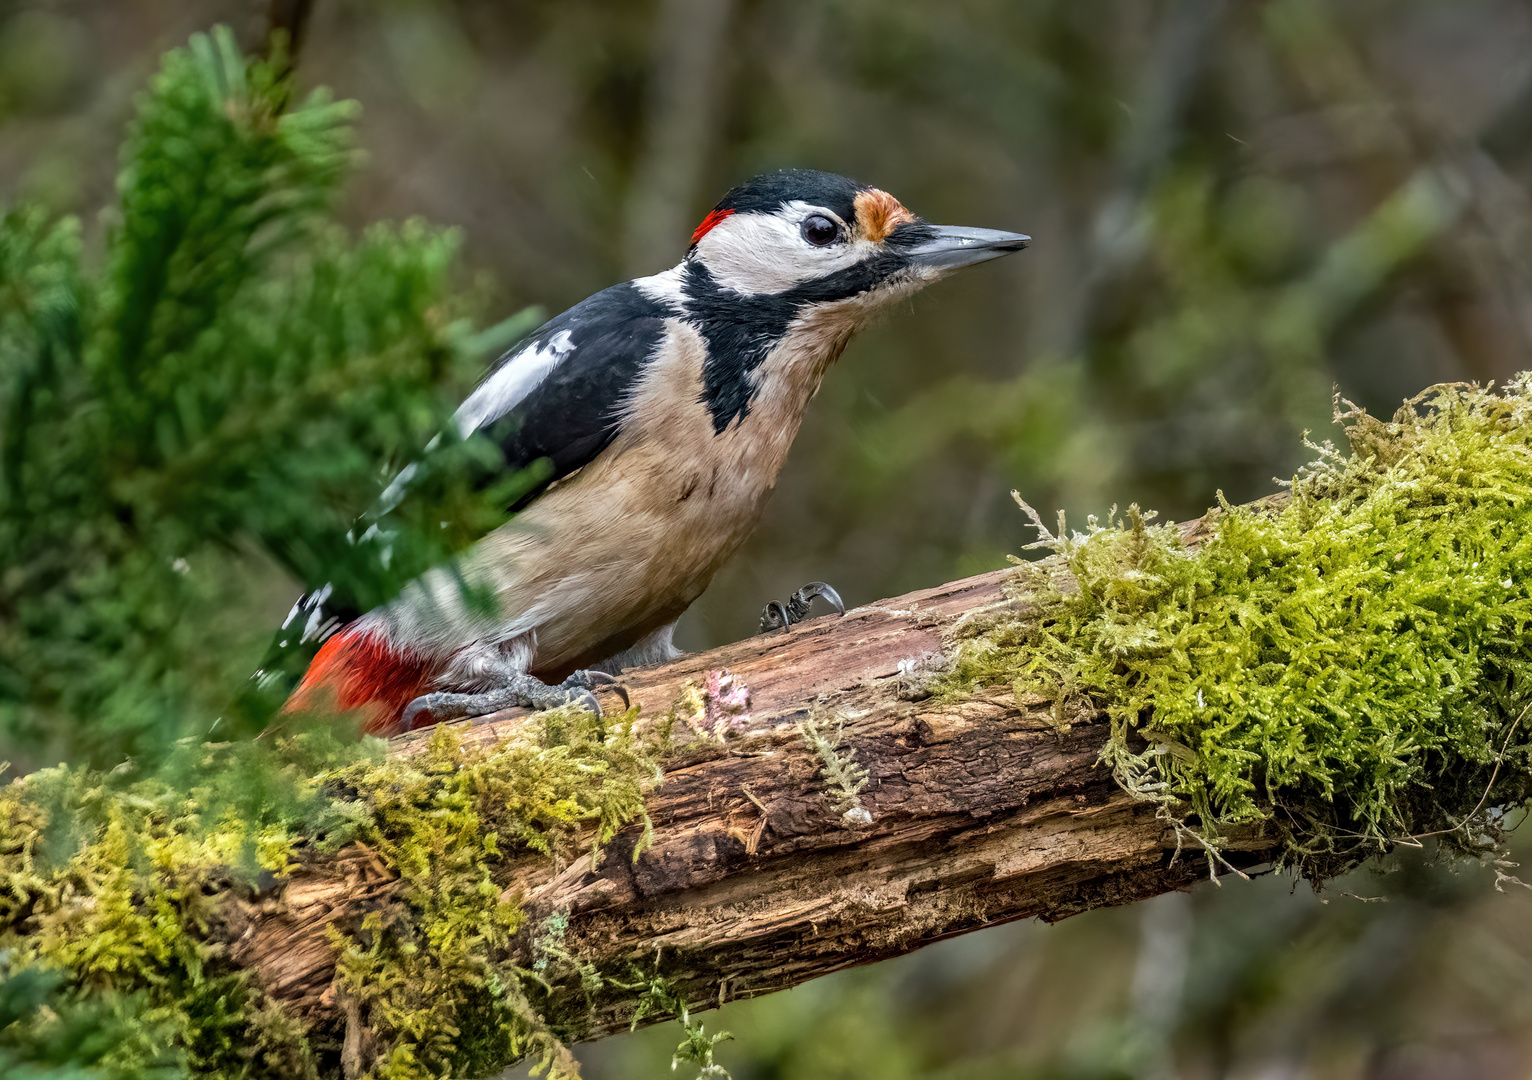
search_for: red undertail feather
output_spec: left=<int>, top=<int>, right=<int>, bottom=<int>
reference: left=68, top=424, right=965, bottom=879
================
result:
left=286, top=627, right=433, bottom=735
left=690, top=207, right=734, bottom=246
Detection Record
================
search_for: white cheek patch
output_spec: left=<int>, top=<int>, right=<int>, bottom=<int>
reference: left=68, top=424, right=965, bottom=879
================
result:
left=695, top=205, right=877, bottom=296
left=454, top=329, right=576, bottom=436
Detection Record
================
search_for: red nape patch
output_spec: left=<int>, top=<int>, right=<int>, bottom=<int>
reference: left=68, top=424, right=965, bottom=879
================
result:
left=690, top=207, right=734, bottom=246
left=285, top=627, right=434, bottom=736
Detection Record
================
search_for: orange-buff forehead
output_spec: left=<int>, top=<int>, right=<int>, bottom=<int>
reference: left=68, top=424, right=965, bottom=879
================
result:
left=854, top=189, right=916, bottom=243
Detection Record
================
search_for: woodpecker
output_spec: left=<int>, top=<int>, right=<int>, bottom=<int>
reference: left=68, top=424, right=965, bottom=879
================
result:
left=283, top=170, right=1028, bottom=735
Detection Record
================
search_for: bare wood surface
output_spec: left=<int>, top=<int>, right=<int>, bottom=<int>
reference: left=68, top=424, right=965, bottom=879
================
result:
left=228, top=510, right=1285, bottom=1049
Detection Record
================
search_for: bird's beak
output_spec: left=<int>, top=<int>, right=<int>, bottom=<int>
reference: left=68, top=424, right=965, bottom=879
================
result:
left=905, top=225, right=1030, bottom=271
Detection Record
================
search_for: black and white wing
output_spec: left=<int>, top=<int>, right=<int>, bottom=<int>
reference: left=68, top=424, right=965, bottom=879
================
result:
left=456, top=279, right=671, bottom=503
left=249, top=280, right=673, bottom=710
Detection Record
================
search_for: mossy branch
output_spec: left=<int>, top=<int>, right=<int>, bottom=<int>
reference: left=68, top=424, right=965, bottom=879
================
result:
left=950, top=380, right=1532, bottom=881
left=7, top=381, right=1532, bottom=1079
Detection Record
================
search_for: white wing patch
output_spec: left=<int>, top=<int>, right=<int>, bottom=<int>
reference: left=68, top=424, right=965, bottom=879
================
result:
left=454, top=329, right=576, bottom=437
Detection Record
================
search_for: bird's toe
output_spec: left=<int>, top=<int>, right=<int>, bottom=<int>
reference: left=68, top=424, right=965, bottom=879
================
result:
left=759, top=598, right=792, bottom=634
left=792, top=580, right=845, bottom=615
left=578, top=669, right=631, bottom=709
left=759, top=580, right=846, bottom=633
left=557, top=669, right=631, bottom=714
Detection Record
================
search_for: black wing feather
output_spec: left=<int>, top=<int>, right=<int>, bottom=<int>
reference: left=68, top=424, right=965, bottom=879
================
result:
left=470, top=280, right=670, bottom=502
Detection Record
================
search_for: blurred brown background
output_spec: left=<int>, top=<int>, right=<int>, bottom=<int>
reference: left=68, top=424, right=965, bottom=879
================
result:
left=6, top=1, right=1532, bottom=1076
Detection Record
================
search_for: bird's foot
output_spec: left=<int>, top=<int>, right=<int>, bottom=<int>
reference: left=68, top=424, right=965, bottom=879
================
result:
left=399, top=669, right=628, bottom=732
left=759, top=580, right=845, bottom=634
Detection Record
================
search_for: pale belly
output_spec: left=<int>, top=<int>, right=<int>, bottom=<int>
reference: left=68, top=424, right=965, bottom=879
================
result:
left=376, top=308, right=853, bottom=679
left=379, top=396, right=805, bottom=679
left=477, top=433, right=778, bottom=676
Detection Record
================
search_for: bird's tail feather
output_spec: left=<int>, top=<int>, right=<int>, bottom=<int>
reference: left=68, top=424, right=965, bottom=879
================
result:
left=284, top=626, right=434, bottom=735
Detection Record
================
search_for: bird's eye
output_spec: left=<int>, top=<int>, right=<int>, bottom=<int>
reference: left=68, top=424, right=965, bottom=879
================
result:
left=801, top=215, right=840, bottom=247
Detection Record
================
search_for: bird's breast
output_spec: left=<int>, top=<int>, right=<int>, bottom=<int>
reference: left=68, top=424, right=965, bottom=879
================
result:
left=391, top=312, right=857, bottom=675
left=504, top=316, right=851, bottom=666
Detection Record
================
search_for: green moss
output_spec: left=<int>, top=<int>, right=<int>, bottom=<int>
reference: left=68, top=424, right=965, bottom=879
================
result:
left=0, top=731, right=359, bottom=1079
left=798, top=710, right=871, bottom=827
left=947, top=380, right=1532, bottom=879
left=327, top=709, right=657, bottom=1080
left=0, top=706, right=660, bottom=1080
left=615, top=973, right=732, bottom=1080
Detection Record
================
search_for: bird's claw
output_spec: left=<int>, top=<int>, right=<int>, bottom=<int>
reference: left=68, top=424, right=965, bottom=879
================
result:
left=565, top=668, right=631, bottom=710
left=398, top=688, right=527, bottom=733
left=399, top=691, right=456, bottom=733
left=759, top=580, right=845, bottom=633
left=760, top=599, right=791, bottom=634
left=397, top=668, right=629, bottom=735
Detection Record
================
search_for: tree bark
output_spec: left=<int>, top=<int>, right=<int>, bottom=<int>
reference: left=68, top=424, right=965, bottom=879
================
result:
left=227, top=509, right=1283, bottom=1047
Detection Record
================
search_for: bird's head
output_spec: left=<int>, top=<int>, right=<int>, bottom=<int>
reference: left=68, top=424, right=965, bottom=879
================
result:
left=684, top=169, right=1028, bottom=308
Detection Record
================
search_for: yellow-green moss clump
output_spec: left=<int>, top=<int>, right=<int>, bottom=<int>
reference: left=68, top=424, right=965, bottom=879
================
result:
left=327, top=711, right=656, bottom=1080
left=949, top=379, right=1532, bottom=879
left=0, top=709, right=659, bottom=1080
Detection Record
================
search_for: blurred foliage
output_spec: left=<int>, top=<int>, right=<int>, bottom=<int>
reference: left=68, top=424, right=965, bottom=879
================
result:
left=0, top=965, right=181, bottom=1080
left=0, top=26, right=670, bottom=1080
left=0, top=26, right=518, bottom=766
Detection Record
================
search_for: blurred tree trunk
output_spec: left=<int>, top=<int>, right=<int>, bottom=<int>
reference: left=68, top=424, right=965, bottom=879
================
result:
left=228, top=507, right=1280, bottom=1049
left=262, top=0, right=314, bottom=61
left=621, top=0, right=738, bottom=275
